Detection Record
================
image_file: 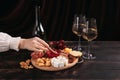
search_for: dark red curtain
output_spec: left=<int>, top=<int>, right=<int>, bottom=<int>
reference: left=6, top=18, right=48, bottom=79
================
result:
left=0, top=0, right=120, bottom=41
left=0, top=0, right=34, bottom=38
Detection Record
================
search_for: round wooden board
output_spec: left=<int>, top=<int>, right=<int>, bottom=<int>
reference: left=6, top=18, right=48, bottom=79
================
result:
left=31, top=58, right=82, bottom=71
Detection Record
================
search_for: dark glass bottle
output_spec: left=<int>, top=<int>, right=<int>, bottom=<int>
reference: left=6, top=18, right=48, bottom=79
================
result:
left=32, top=5, right=46, bottom=41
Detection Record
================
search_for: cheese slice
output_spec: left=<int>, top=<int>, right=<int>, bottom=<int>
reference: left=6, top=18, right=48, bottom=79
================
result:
left=69, top=50, right=82, bottom=57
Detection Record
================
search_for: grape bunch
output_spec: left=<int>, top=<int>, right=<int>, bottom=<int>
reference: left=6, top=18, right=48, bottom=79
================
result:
left=31, top=52, right=44, bottom=59
left=49, top=40, right=67, bottom=50
left=31, top=50, right=60, bottom=59
left=31, top=40, right=67, bottom=59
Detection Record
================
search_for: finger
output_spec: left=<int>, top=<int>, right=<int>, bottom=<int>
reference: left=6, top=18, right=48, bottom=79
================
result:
left=34, top=40, right=48, bottom=51
left=33, top=48, right=44, bottom=52
left=47, top=47, right=57, bottom=53
left=35, top=37, right=49, bottom=47
left=35, top=44, right=48, bottom=51
left=35, top=37, right=57, bottom=53
left=34, top=40, right=44, bottom=47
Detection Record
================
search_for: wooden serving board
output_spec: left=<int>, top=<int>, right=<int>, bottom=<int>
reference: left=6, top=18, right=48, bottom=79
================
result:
left=31, top=58, right=79, bottom=71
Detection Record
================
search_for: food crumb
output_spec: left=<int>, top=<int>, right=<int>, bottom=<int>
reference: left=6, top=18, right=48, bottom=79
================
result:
left=19, top=59, right=33, bottom=69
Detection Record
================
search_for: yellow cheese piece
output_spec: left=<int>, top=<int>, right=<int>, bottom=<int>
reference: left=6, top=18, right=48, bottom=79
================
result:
left=69, top=50, right=82, bottom=57
left=64, top=48, right=72, bottom=53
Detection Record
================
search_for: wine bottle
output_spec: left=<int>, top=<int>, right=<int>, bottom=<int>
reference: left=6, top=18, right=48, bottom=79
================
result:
left=32, top=4, right=46, bottom=41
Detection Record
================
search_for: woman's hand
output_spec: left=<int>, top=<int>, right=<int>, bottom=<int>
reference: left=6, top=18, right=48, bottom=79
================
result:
left=19, top=37, right=52, bottom=52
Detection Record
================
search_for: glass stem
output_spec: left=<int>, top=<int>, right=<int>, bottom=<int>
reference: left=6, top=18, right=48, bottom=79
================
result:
left=88, top=41, right=91, bottom=58
left=78, top=36, right=81, bottom=51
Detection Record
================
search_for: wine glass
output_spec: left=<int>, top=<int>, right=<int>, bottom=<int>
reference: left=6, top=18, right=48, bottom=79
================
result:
left=82, top=18, right=98, bottom=60
left=72, top=14, right=86, bottom=51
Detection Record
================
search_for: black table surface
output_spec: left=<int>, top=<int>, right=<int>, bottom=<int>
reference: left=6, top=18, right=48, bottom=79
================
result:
left=0, top=41, right=120, bottom=80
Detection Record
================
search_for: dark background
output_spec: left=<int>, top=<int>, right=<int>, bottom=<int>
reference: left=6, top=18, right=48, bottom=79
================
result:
left=0, top=0, right=120, bottom=41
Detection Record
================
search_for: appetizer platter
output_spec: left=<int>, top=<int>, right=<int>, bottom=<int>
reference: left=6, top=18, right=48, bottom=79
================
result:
left=30, top=40, right=83, bottom=71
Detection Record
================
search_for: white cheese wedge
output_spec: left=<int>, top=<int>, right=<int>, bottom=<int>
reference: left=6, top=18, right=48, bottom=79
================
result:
left=59, top=61, right=64, bottom=67
left=51, top=56, right=68, bottom=68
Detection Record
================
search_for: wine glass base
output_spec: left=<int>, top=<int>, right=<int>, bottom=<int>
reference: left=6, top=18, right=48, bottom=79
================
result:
left=77, top=58, right=84, bottom=63
left=82, top=53, right=96, bottom=60
left=73, top=47, right=82, bottom=51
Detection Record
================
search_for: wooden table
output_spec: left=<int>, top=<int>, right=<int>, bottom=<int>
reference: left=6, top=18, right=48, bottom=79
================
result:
left=0, top=41, right=120, bottom=80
